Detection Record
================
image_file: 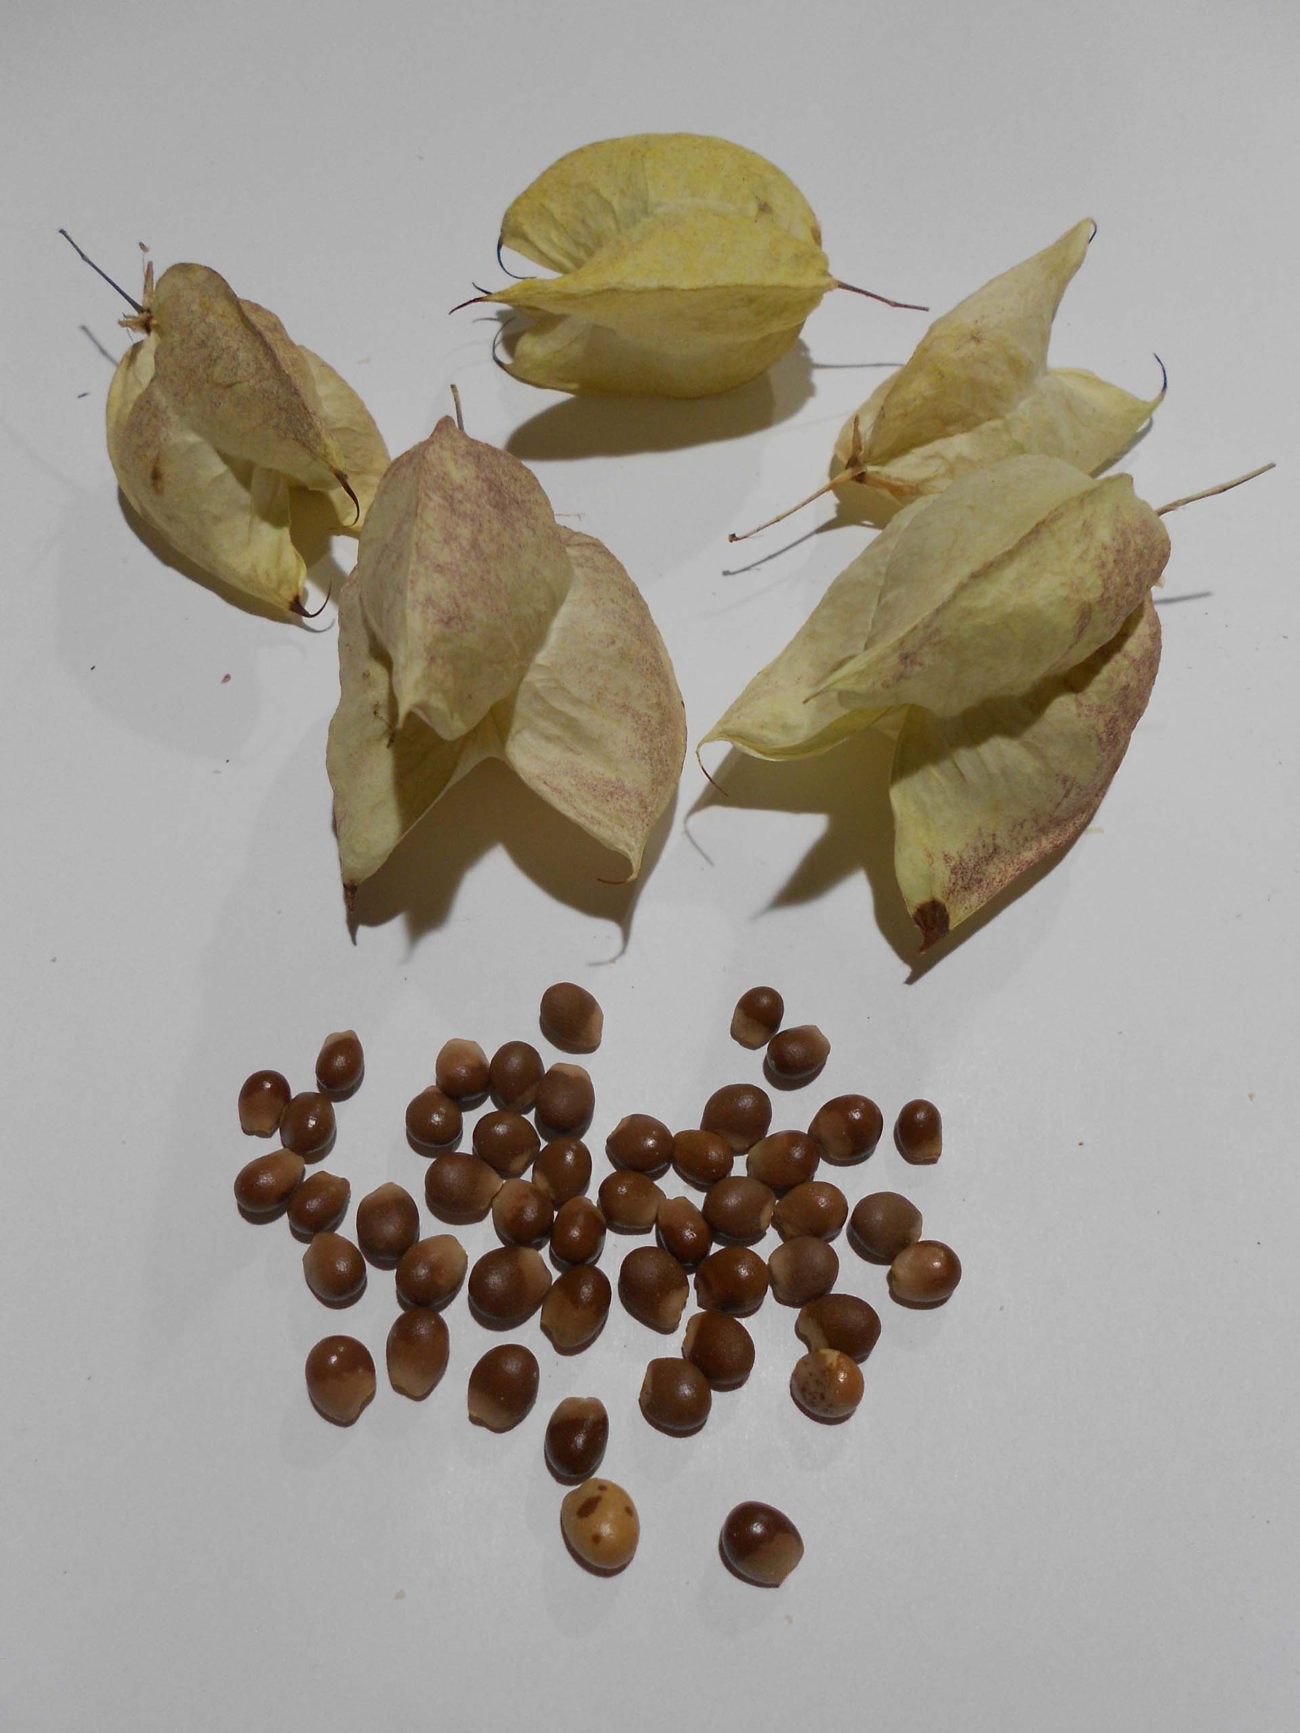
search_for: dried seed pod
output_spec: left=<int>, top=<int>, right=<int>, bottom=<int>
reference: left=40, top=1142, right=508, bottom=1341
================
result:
left=794, top=1293, right=881, bottom=1362
left=730, top=985, right=784, bottom=1049
left=768, top=1236, right=839, bottom=1306
left=535, top=1063, right=595, bottom=1136
left=640, top=1357, right=711, bottom=1434
left=598, top=1170, right=663, bottom=1233
left=772, top=1180, right=848, bottom=1242
left=233, top=1149, right=304, bottom=1219
left=745, top=1130, right=820, bottom=1192
left=467, top=1342, right=539, bottom=1431
left=764, top=1025, right=830, bottom=1089
left=720, top=1503, right=804, bottom=1587
left=672, top=1128, right=735, bottom=1189
left=702, top=1176, right=775, bottom=1244
left=302, top=1231, right=367, bottom=1306
left=489, top=1039, right=545, bottom=1111
left=545, top=1396, right=609, bottom=1480
left=550, top=1195, right=607, bottom=1265
left=619, top=1247, right=690, bottom=1332
left=790, top=1348, right=864, bottom=1421
left=808, top=1094, right=883, bottom=1164
left=700, top=1082, right=772, bottom=1153
left=560, top=1478, right=639, bottom=1573
left=848, top=1191, right=923, bottom=1263
left=695, top=1246, right=768, bottom=1316
left=315, top=1030, right=364, bottom=1099
left=423, top=1151, right=503, bottom=1223
left=539, top=982, right=604, bottom=1053
left=287, top=1170, right=350, bottom=1239
left=405, top=1086, right=463, bottom=1153
left=435, top=1038, right=490, bottom=1102
left=656, top=1196, right=712, bottom=1267
left=279, top=1091, right=336, bottom=1160
left=355, top=1182, right=420, bottom=1267
left=889, top=1240, right=962, bottom=1304
left=305, top=1335, right=375, bottom=1426
left=606, top=1113, right=673, bottom=1176
left=492, top=1177, right=554, bottom=1247
left=540, top=1264, right=612, bottom=1352
left=532, top=1137, right=591, bottom=1204
left=468, top=1245, right=552, bottom=1327
left=473, top=1110, right=542, bottom=1178
left=895, top=1099, right=943, bottom=1164
left=386, top=1308, right=449, bottom=1399
left=238, top=1069, right=291, bottom=1136
left=395, top=1234, right=467, bottom=1309
left=681, top=1310, right=755, bottom=1389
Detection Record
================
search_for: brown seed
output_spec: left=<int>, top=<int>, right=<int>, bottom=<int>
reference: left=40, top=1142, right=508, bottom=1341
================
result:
left=702, top=1176, right=775, bottom=1244
left=619, top=1247, right=690, bottom=1332
left=233, top=1149, right=304, bottom=1219
left=405, top=1087, right=463, bottom=1153
left=606, top=1114, right=673, bottom=1177
left=550, top=1196, right=606, bottom=1266
left=473, top=1110, right=541, bottom=1178
left=467, top=1343, right=539, bottom=1431
left=315, top=1030, right=364, bottom=1099
left=695, top=1246, right=769, bottom=1316
left=532, top=1137, right=591, bottom=1204
left=730, top=985, right=784, bottom=1049
left=386, top=1308, right=449, bottom=1399
left=794, top=1293, right=881, bottom=1362
left=772, top=1180, right=848, bottom=1242
left=305, top=1335, right=375, bottom=1425
left=672, top=1128, right=735, bottom=1189
left=700, top=1083, right=772, bottom=1153
left=468, top=1245, right=552, bottom=1328
left=720, top=1502, right=804, bottom=1587
left=435, top=1038, right=490, bottom=1102
left=238, top=1069, right=290, bottom=1136
left=889, top=1240, right=962, bottom=1305
left=560, top=1478, right=639, bottom=1572
left=535, top=1063, right=595, bottom=1137
left=809, top=1094, right=883, bottom=1164
left=545, top=1396, right=609, bottom=1481
left=764, top=1025, right=831, bottom=1090
left=423, top=1152, right=503, bottom=1224
left=488, top=1040, right=545, bottom=1112
left=279, top=1091, right=336, bottom=1160
left=790, top=1348, right=864, bottom=1421
left=656, top=1196, right=712, bottom=1267
left=640, top=1357, right=711, bottom=1434
left=681, top=1311, right=755, bottom=1390
left=539, top=982, right=603, bottom=1053
left=287, top=1170, right=350, bottom=1239
left=848, top=1191, right=923, bottom=1263
left=598, top=1170, right=663, bottom=1233
left=394, top=1234, right=467, bottom=1309
left=302, top=1232, right=367, bottom=1306
left=540, top=1264, right=611, bottom=1352
left=895, top=1099, right=943, bottom=1164
left=492, top=1178, right=554, bottom=1247
left=768, top=1237, right=839, bottom=1306
left=355, top=1182, right=419, bottom=1267
left=746, top=1131, right=820, bottom=1192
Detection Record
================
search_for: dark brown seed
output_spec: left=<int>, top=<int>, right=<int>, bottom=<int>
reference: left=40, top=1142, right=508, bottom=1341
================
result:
left=395, top=1234, right=467, bottom=1309
left=238, top=1070, right=290, bottom=1137
left=790, top=1348, right=864, bottom=1421
left=656, top=1196, right=712, bottom=1267
left=619, top=1247, right=690, bottom=1332
left=423, top=1152, right=502, bottom=1224
left=473, top=1110, right=541, bottom=1178
left=233, top=1149, right=304, bottom=1219
left=305, top=1335, right=375, bottom=1425
left=721, top=1503, right=803, bottom=1587
left=672, top=1128, right=735, bottom=1189
left=386, top=1308, right=449, bottom=1399
left=606, top=1114, right=673, bottom=1177
left=745, top=1131, right=820, bottom=1192
left=405, top=1087, right=463, bottom=1153
left=772, top=1180, right=848, bottom=1242
left=848, top=1191, right=923, bottom=1264
left=550, top=1196, right=606, bottom=1266
left=468, top=1245, right=552, bottom=1327
left=545, top=1396, right=609, bottom=1480
left=539, top=982, right=603, bottom=1053
left=730, top=985, right=784, bottom=1049
left=764, top=1025, right=831, bottom=1090
left=315, top=1030, right=364, bottom=1099
left=532, top=1137, right=591, bottom=1204
left=640, top=1358, right=711, bottom=1434
left=598, top=1170, right=663, bottom=1233
left=467, top=1343, right=539, bottom=1431
left=768, top=1237, right=839, bottom=1307
left=560, top=1479, right=639, bottom=1572
left=695, top=1246, right=769, bottom=1316
left=287, top=1170, right=350, bottom=1239
left=889, top=1240, right=961, bottom=1304
left=895, top=1099, right=943, bottom=1164
left=809, top=1094, right=883, bottom=1164
left=795, top=1294, right=881, bottom=1362
left=435, top=1038, right=490, bottom=1102
left=700, top=1083, right=772, bottom=1153
left=279, top=1092, right=336, bottom=1160
left=302, top=1232, right=367, bottom=1306
left=540, top=1264, right=611, bottom=1352
left=681, top=1311, right=755, bottom=1390
left=492, top=1178, right=554, bottom=1247
left=702, top=1176, right=775, bottom=1244
left=355, top=1182, right=419, bottom=1267
left=535, top=1063, right=595, bottom=1137
left=488, top=1040, right=545, bottom=1112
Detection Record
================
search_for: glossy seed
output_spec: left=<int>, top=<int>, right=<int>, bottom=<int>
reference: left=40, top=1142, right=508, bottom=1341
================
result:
left=545, top=1396, right=610, bottom=1481
left=702, top=1176, right=775, bottom=1244
left=540, top=1264, right=612, bottom=1353
left=672, top=1128, right=735, bottom=1189
left=790, top=1348, right=864, bottom=1421
left=656, top=1196, right=712, bottom=1267
left=550, top=1196, right=607, bottom=1266
left=355, top=1182, right=420, bottom=1268
left=889, top=1240, right=962, bottom=1304
left=767, top=1236, right=839, bottom=1307
left=279, top=1091, right=336, bottom=1160
left=535, top=1063, right=595, bottom=1137
left=720, top=1502, right=804, bottom=1587
left=597, top=1170, right=663, bottom=1233
left=473, top=1110, right=541, bottom=1178
left=238, top=1070, right=291, bottom=1136
left=423, top=1152, right=503, bottom=1224
left=287, top=1170, right=350, bottom=1239
left=746, top=1130, right=820, bottom=1192
left=532, top=1137, right=592, bottom=1204
left=488, top=1040, right=545, bottom=1112
left=730, top=985, right=784, bottom=1049
left=764, top=1025, right=830, bottom=1090
left=395, top=1234, right=467, bottom=1309
left=794, top=1293, right=881, bottom=1362
left=895, top=1099, right=943, bottom=1164
left=539, top=982, right=604, bottom=1053
left=640, top=1357, right=711, bottom=1434
left=233, top=1149, right=304, bottom=1219
left=772, top=1180, right=848, bottom=1242
left=848, top=1191, right=923, bottom=1263
left=405, top=1087, right=463, bottom=1153
left=808, top=1094, right=883, bottom=1164
left=435, top=1038, right=490, bottom=1102
left=700, top=1083, right=772, bottom=1153
left=681, top=1311, right=755, bottom=1390
left=492, top=1178, right=554, bottom=1247
left=619, top=1247, right=690, bottom=1332
left=467, top=1343, right=539, bottom=1431
left=468, top=1245, right=552, bottom=1327
left=386, top=1308, right=449, bottom=1400
left=694, top=1246, right=769, bottom=1316
left=315, top=1030, right=364, bottom=1099
left=606, top=1113, right=674, bottom=1176
left=305, top=1335, right=375, bottom=1425
left=302, top=1231, right=367, bottom=1306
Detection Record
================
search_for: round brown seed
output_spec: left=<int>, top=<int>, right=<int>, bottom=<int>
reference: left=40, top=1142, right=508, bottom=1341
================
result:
left=435, top=1038, right=490, bottom=1102
left=305, top=1335, right=375, bottom=1425
left=895, top=1099, right=943, bottom=1164
left=619, top=1247, right=690, bottom=1333
left=467, top=1343, right=539, bottom=1431
left=423, top=1152, right=502, bottom=1224
left=768, top=1236, right=839, bottom=1307
left=672, top=1129, right=734, bottom=1189
left=746, top=1131, right=820, bottom=1193
left=702, top=1176, right=775, bottom=1244
left=889, top=1240, right=962, bottom=1304
left=721, top=1503, right=803, bottom=1588
left=764, top=1025, right=831, bottom=1090
left=532, top=1137, right=591, bottom=1204
left=809, top=1094, right=883, bottom=1164
left=730, top=985, right=784, bottom=1049
left=355, top=1182, right=419, bottom=1268
left=772, top=1180, right=848, bottom=1242
left=386, top=1308, right=449, bottom=1400
left=681, top=1311, right=755, bottom=1390
left=560, top=1478, right=639, bottom=1573
left=550, top=1196, right=606, bottom=1266
left=468, top=1245, right=552, bottom=1327
left=606, top=1114, right=673, bottom=1177
left=598, top=1170, right=663, bottom=1233
left=640, top=1357, right=711, bottom=1435
left=545, top=1397, right=609, bottom=1481
left=279, top=1091, right=336, bottom=1160
left=695, top=1246, right=769, bottom=1316
left=848, top=1191, right=923, bottom=1263
left=656, top=1196, right=712, bottom=1268
left=790, top=1348, right=864, bottom=1421
left=395, top=1234, right=467, bottom=1309
left=488, top=1040, right=544, bottom=1112
left=535, top=1063, right=595, bottom=1137
left=302, top=1232, right=367, bottom=1306
left=287, top=1170, right=350, bottom=1239
left=540, top=1264, right=611, bottom=1353
left=315, top=1030, right=364, bottom=1099
left=238, top=1069, right=290, bottom=1136
left=233, top=1149, right=304, bottom=1219
left=539, top=982, right=603, bottom=1053
left=473, top=1110, right=541, bottom=1178
left=701, top=1082, right=772, bottom=1153
left=795, top=1293, right=881, bottom=1362
left=492, top=1178, right=554, bottom=1247
left=405, top=1087, right=462, bottom=1153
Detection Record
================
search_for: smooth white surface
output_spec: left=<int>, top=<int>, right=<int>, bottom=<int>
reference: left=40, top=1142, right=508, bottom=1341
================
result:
left=3, top=2, right=1298, bottom=1728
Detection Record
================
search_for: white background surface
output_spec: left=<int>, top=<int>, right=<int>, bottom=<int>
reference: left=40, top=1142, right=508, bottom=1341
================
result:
left=3, top=2, right=1298, bottom=1728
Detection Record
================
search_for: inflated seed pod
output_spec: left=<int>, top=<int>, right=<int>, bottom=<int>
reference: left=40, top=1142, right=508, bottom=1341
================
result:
left=535, top=1063, right=595, bottom=1137
left=315, top=1030, right=364, bottom=1099
left=720, top=1503, right=804, bottom=1588
left=233, top=1149, right=304, bottom=1219
left=539, top=982, right=604, bottom=1053
left=764, top=1025, right=831, bottom=1089
left=790, top=1348, right=864, bottom=1422
left=730, top=985, right=784, bottom=1049
left=619, top=1247, right=690, bottom=1332
left=305, top=1335, right=375, bottom=1425
left=468, top=1245, right=552, bottom=1328
left=895, top=1099, right=943, bottom=1164
left=702, top=1176, right=776, bottom=1244
left=540, top=1264, right=612, bottom=1352
left=355, top=1182, right=420, bottom=1267
left=302, top=1232, right=367, bottom=1306
left=423, top=1152, right=502, bottom=1224
left=405, top=1086, right=463, bottom=1153
left=768, top=1236, right=839, bottom=1306
left=287, top=1170, right=350, bottom=1239
left=640, top=1357, right=711, bottom=1434
left=695, top=1246, right=769, bottom=1316
left=532, top=1137, right=591, bottom=1204
left=386, top=1308, right=449, bottom=1399
left=606, top=1114, right=674, bottom=1177
left=681, top=1311, right=755, bottom=1390
left=656, top=1196, right=712, bottom=1267
left=238, top=1069, right=290, bottom=1136
left=672, top=1128, right=735, bottom=1189
left=598, top=1170, right=663, bottom=1233
left=772, top=1180, right=848, bottom=1242
left=489, top=1040, right=545, bottom=1112
left=809, top=1093, right=883, bottom=1164
left=560, top=1478, right=639, bottom=1573
left=473, top=1110, right=541, bottom=1178
left=889, top=1240, right=961, bottom=1304
left=550, top=1196, right=606, bottom=1266
left=545, top=1396, right=609, bottom=1481
left=435, top=1038, right=490, bottom=1103
left=795, top=1293, right=881, bottom=1362
left=848, top=1191, right=922, bottom=1263
left=700, top=1083, right=772, bottom=1153
left=492, top=1178, right=554, bottom=1247
left=467, top=1343, right=539, bottom=1431
left=395, top=1234, right=467, bottom=1309
left=746, top=1131, right=820, bottom=1193
left=279, top=1091, right=336, bottom=1160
